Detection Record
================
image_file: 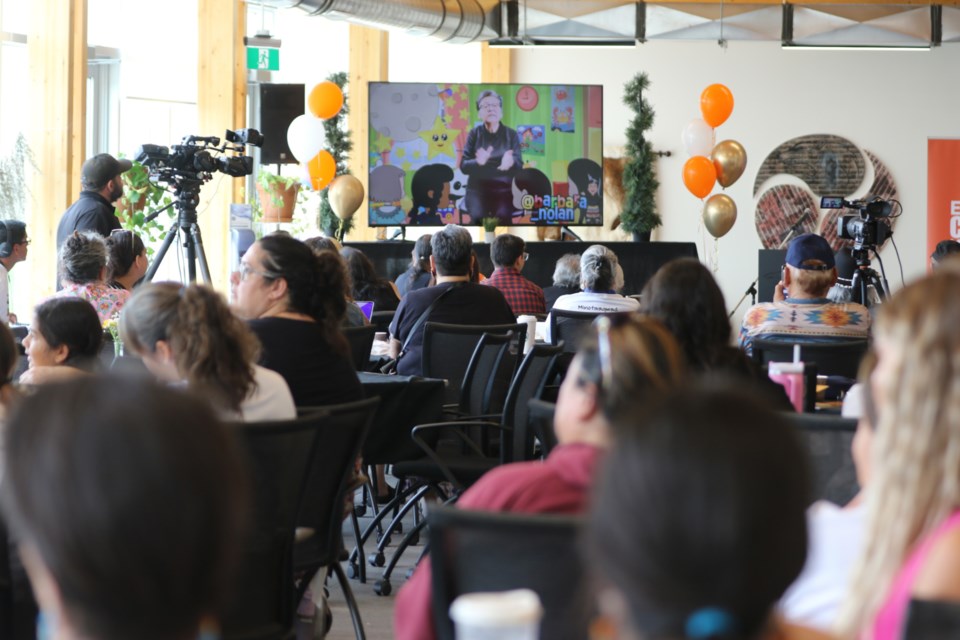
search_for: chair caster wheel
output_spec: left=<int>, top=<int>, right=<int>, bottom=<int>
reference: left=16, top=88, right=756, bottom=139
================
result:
left=354, top=504, right=367, bottom=517
left=374, top=579, right=392, bottom=596
left=376, top=534, right=392, bottom=547
left=368, top=552, right=385, bottom=567
left=408, top=533, right=420, bottom=546
left=347, top=562, right=358, bottom=579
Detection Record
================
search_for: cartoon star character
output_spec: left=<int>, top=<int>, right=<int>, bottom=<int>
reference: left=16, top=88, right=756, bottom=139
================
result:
left=418, top=116, right=460, bottom=160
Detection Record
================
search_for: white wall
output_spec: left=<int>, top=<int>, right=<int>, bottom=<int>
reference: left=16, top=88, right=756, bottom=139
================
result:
left=512, top=41, right=960, bottom=325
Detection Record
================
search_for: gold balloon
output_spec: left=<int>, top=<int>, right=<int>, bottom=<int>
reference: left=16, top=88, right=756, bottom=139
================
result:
left=327, top=175, right=365, bottom=221
left=703, top=194, right=737, bottom=238
left=710, top=139, right=747, bottom=188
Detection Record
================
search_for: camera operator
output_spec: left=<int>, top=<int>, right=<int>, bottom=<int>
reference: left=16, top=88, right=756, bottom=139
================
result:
left=739, top=233, right=871, bottom=356
left=57, top=154, right=131, bottom=250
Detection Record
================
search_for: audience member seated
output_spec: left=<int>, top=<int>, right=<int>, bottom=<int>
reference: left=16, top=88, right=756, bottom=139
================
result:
left=389, top=224, right=514, bottom=377
left=304, top=236, right=367, bottom=328
left=19, top=298, right=102, bottom=385
left=587, top=384, right=827, bottom=640
left=394, top=315, right=686, bottom=640
left=341, top=246, right=401, bottom=313
left=640, top=258, right=791, bottom=410
left=481, top=234, right=545, bottom=316
left=0, top=376, right=249, bottom=640
left=232, top=234, right=361, bottom=407
left=120, top=282, right=295, bottom=422
left=49, top=231, right=130, bottom=323
left=739, top=233, right=870, bottom=356
left=395, top=234, right=432, bottom=296
left=930, top=239, right=960, bottom=270
left=837, top=272, right=960, bottom=639
left=542, top=253, right=581, bottom=313
left=0, top=322, right=19, bottom=422
left=104, top=228, right=147, bottom=292
left=781, top=353, right=874, bottom=631
left=0, top=220, right=29, bottom=324
left=547, top=245, right=640, bottom=341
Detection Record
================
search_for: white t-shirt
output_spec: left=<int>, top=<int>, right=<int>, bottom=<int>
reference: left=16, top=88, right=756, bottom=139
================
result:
left=235, top=365, right=297, bottom=422
left=780, top=500, right=866, bottom=631
left=546, top=292, right=640, bottom=342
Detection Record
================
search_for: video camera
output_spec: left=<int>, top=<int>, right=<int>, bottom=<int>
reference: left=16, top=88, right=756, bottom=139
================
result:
left=136, top=128, right=263, bottom=186
left=821, top=195, right=894, bottom=250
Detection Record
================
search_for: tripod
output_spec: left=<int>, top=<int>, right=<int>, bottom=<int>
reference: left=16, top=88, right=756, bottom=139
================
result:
left=143, top=176, right=211, bottom=284
left=848, top=246, right=889, bottom=307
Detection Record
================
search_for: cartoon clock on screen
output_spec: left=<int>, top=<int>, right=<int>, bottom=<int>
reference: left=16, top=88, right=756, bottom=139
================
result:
left=516, top=85, right=539, bottom=111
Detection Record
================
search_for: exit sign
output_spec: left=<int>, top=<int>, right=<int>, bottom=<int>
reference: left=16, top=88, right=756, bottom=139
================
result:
left=247, top=47, right=279, bottom=71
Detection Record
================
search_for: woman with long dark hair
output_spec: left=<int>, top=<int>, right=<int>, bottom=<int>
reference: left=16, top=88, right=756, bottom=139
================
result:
left=395, top=234, right=432, bottom=296
left=341, top=247, right=400, bottom=313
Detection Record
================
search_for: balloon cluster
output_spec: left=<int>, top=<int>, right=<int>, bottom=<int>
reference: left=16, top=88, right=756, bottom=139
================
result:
left=680, top=84, right=747, bottom=239
left=285, top=81, right=365, bottom=225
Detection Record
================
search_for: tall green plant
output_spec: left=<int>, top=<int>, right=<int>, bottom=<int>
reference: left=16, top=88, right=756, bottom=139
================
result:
left=118, top=160, right=175, bottom=257
left=0, top=134, right=36, bottom=220
left=317, top=71, right=354, bottom=238
left=620, top=73, right=661, bottom=235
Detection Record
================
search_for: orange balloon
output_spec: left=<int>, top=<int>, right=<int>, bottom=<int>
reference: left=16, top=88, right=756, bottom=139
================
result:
left=306, top=150, right=336, bottom=190
left=308, top=81, right=344, bottom=120
left=700, top=84, right=734, bottom=128
left=683, top=156, right=717, bottom=199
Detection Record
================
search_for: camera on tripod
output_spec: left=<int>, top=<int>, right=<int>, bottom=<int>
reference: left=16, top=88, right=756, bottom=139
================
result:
left=821, top=195, right=894, bottom=250
left=135, top=128, right=262, bottom=184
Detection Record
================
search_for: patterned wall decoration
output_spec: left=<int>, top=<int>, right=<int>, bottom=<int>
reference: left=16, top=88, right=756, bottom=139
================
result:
left=754, top=135, right=898, bottom=252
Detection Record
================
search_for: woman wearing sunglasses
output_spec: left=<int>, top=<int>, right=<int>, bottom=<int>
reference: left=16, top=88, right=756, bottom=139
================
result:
left=105, top=229, right=148, bottom=292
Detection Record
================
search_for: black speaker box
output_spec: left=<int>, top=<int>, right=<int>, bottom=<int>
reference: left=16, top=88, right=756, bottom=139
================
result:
left=259, top=83, right=304, bottom=165
left=758, top=249, right=787, bottom=302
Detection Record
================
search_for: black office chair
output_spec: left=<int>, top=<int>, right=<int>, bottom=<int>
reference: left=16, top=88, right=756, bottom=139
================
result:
left=422, top=322, right=527, bottom=407
left=428, top=507, right=592, bottom=640
left=785, top=411, right=860, bottom=506
left=294, top=398, right=379, bottom=640
left=527, top=398, right=558, bottom=459
left=455, top=332, right=517, bottom=420
left=751, top=338, right=869, bottom=380
left=549, top=309, right=600, bottom=353
left=222, top=415, right=323, bottom=640
left=503, top=344, right=562, bottom=462
left=343, top=325, right=377, bottom=372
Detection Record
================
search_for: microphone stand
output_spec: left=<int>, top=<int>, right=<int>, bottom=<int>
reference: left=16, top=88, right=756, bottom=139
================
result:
left=728, top=220, right=805, bottom=319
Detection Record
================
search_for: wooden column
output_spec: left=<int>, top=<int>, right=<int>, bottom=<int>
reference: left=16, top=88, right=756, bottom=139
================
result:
left=481, top=42, right=511, bottom=83
left=197, top=0, right=246, bottom=290
left=347, top=25, right=389, bottom=241
left=28, top=0, right=87, bottom=297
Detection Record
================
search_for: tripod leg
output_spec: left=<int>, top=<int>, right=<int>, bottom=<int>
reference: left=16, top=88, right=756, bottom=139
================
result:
left=144, top=221, right=181, bottom=283
left=189, top=224, right=212, bottom=285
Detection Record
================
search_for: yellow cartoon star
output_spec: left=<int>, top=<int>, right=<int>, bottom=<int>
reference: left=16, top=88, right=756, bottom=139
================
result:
left=418, top=117, right=460, bottom=160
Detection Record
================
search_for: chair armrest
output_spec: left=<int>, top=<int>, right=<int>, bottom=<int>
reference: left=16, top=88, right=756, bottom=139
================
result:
left=410, top=421, right=512, bottom=488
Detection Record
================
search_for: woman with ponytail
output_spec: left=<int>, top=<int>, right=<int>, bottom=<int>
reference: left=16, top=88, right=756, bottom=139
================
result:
left=120, top=282, right=295, bottom=421
left=231, top=234, right=362, bottom=407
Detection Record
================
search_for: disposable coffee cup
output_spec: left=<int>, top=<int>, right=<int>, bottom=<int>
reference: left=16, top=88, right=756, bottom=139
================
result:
left=516, top=316, right=538, bottom=354
left=450, top=589, right=543, bottom=640
left=374, top=331, right=388, bottom=342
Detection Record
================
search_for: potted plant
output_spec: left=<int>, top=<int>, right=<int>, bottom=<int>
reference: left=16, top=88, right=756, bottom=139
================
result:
left=256, top=170, right=300, bottom=223
left=619, top=73, right=661, bottom=241
left=481, top=217, right=498, bottom=243
left=0, top=133, right=36, bottom=221
left=117, top=160, right=175, bottom=257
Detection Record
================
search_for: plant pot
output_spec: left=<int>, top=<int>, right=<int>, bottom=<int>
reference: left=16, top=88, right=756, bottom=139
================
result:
left=257, top=182, right=300, bottom=223
left=484, top=231, right=495, bottom=243
left=632, top=230, right=652, bottom=242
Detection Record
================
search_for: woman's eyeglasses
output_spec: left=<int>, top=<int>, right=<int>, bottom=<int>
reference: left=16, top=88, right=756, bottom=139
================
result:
left=593, top=313, right=634, bottom=394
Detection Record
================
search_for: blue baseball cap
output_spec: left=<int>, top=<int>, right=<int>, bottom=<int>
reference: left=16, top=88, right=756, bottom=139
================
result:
left=786, top=233, right=835, bottom=270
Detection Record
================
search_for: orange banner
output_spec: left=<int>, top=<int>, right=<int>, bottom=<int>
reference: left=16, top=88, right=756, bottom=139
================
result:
left=928, top=139, right=960, bottom=266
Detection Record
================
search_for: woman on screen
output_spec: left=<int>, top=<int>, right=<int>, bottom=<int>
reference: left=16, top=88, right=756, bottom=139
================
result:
left=460, top=89, right=523, bottom=226
left=407, top=164, right=454, bottom=226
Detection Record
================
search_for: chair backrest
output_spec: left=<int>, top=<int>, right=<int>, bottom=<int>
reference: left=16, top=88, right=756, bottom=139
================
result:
left=503, top=343, right=563, bottom=463
left=422, top=322, right=527, bottom=406
left=549, top=309, right=599, bottom=353
left=358, top=373, right=446, bottom=465
left=527, top=399, right=558, bottom=458
left=370, top=310, right=395, bottom=334
left=458, top=332, right=515, bottom=418
left=429, top=507, right=591, bottom=640
left=295, top=398, right=379, bottom=566
left=752, top=338, right=869, bottom=380
left=343, top=324, right=377, bottom=371
left=785, top=412, right=860, bottom=506
left=222, top=415, right=322, bottom=639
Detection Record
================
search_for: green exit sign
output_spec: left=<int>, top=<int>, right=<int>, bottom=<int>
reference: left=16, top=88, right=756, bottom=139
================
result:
left=247, top=47, right=279, bottom=71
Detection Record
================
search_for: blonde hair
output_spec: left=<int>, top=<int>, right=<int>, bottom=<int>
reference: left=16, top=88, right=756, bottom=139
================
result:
left=837, top=272, right=960, bottom=637
left=120, top=282, right=260, bottom=414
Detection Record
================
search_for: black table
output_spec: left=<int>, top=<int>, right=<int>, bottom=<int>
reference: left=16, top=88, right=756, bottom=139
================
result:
left=345, top=240, right=698, bottom=297
left=359, top=372, right=445, bottom=464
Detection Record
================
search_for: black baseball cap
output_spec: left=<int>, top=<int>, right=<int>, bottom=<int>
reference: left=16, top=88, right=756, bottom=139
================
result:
left=786, top=233, right=835, bottom=270
left=81, top=153, right=132, bottom=189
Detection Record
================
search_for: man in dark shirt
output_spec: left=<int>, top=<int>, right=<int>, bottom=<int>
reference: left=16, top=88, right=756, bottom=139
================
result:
left=482, top=233, right=545, bottom=316
left=57, top=153, right=132, bottom=249
left=389, top=224, right=515, bottom=376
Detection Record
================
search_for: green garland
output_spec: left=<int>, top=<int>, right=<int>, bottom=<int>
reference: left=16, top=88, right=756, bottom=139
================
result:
left=316, top=71, right=354, bottom=238
left=619, top=73, right=661, bottom=235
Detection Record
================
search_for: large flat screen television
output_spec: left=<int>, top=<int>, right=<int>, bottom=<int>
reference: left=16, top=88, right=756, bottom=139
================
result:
left=367, top=82, right=603, bottom=227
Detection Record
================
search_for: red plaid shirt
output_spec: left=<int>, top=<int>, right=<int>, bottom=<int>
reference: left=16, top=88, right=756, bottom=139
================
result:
left=482, top=267, right=546, bottom=316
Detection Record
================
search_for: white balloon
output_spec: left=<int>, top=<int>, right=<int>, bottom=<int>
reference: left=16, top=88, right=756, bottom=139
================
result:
left=286, top=114, right=327, bottom=163
left=681, top=118, right=715, bottom=157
